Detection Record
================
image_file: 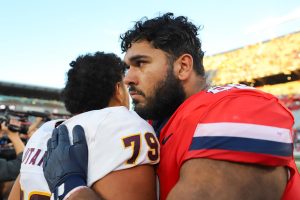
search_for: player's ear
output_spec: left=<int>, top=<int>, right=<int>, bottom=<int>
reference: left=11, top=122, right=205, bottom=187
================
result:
left=113, top=82, right=126, bottom=105
left=109, top=81, right=129, bottom=108
left=114, top=82, right=122, bottom=103
left=173, top=53, right=193, bottom=81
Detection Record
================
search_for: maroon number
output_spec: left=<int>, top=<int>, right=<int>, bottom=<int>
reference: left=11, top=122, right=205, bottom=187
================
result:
left=29, top=194, right=50, bottom=200
left=122, top=134, right=141, bottom=164
left=20, top=189, right=24, bottom=200
left=145, top=132, right=159, bottom=162
left=21, top=188, right=50, bottom=200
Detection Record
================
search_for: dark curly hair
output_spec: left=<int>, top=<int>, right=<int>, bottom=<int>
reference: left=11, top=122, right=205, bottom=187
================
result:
left=120, top=12, right=205, bottom=76
left=62, top=52, right=127, bottom=114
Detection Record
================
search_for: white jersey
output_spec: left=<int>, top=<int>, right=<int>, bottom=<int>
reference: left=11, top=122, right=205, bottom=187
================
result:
left=20, top=119, right=64, bottom=200
left=20, top=106, right=159, bottom=200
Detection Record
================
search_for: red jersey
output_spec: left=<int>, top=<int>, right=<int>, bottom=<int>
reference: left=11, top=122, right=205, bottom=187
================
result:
left=157, top=84, right=300, bottom=200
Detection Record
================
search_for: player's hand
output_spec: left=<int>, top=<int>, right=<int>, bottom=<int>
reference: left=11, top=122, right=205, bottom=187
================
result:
left=1, top=121, right=19, bottom=139
left=43, top=124, right=88, bottom=200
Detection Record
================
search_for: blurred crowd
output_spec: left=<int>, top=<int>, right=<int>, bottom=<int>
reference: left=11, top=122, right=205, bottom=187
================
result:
left=204, top=31, right=300, bottom=85
left=279, top=95, right=300, bottom=111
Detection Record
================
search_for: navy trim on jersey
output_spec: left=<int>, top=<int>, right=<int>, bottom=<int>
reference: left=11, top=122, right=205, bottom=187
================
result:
left=189, top=136, right=293, bottom=157
left=152, top=117, right=170, bottom=140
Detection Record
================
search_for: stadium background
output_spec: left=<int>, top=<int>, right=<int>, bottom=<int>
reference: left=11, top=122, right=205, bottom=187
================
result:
left=0, top=30, right=300, bottom=168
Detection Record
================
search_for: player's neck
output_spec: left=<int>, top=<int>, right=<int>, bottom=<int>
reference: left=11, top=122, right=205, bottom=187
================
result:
left=108, top=98, right=127, bottom=108
left=184, top=76, right=207, bottom=99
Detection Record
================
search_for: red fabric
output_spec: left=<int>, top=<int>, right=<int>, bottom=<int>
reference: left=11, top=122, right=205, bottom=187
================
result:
left=157, top=85, right=299, bottom=200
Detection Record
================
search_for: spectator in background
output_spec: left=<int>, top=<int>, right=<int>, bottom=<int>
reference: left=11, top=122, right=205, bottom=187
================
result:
left=0, top=117, right=44, bottom=200
left=0, top=121, right=24, bottom=182
left=27, top=117, right=44, bottom=138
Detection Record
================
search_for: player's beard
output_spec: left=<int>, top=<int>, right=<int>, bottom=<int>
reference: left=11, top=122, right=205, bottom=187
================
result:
left=132, top=67, right=186, bottom=120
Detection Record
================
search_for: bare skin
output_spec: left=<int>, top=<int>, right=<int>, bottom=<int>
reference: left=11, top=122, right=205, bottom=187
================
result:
left=167, top=159, right=287, bottom=200
left=91, top=165, right=157, bottom=200
left=8, top=175, right=20, bottom=200
left=49, top=165, right=157, bottom=200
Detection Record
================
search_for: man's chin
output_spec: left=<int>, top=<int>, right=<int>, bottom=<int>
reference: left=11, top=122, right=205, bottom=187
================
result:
left=132, top=103, right=149, bottom=116
left=133, top=102, right=144, bottom=110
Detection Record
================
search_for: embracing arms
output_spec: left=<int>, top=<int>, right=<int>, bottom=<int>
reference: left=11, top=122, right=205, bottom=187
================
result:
left=167, top=158, right=287, bottom=200
left=43, top=125, right=157, bottom=200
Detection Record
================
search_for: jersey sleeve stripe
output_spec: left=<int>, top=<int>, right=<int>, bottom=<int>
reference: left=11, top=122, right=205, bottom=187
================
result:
left=194, top=122, right=292, bottom=143
left=183, top=149, right=291, bottom=167
left=189, top=136, right=293, bottom=157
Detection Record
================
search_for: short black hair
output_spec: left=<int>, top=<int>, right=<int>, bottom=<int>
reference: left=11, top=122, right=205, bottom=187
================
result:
left=120, top=12, right=205, bottom=76
left=62, top=52, right=127, bottom=114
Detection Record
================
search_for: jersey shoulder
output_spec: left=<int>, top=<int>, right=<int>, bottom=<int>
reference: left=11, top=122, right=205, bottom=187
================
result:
left=178, top=85, right=294, bottom=166
left=68, top=107, right=159, bottom=186
left=26, top=119, right=65, bottom=147
left=177, top=84, right=293, bottom=126
left=64, top=106, right=154, bottom=141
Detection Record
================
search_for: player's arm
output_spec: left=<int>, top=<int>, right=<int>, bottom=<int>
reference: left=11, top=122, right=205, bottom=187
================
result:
left=56, top=164, right=157, bottom=200
left=63, top=187, right=101, bottom=200
left=92, top=164, right=157, bottom=200
left=166, top=92, right=293, bottom=199
left=8, top=175, right=20, bottom=200
left=167, top=158, right=287, bottom=200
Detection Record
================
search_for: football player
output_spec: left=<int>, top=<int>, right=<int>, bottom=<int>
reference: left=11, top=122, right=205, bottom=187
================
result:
left=9, top=52, right=159, bottom=200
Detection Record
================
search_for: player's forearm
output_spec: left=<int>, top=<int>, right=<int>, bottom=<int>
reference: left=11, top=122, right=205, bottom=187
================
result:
left=8, top=175, right=21, bottom=200
left=166, top=183, right=199, bottom=200
left=66, top=187, right=105, bottom=200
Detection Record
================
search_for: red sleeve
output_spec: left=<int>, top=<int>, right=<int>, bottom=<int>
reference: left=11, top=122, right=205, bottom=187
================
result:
left=179, top=92, right=294, bottom=167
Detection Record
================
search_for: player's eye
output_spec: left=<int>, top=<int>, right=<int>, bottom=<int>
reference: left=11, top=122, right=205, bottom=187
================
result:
left=136, top=60, right=146, bottom=67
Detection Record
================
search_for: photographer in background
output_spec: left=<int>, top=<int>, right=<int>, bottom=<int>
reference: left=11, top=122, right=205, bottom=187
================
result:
left=0, top=116, right=44, bottom=182
left=0, top=116, right=44, bottom=199
left=0, top=120, right=25, bottom=182
left=27, top=117, right=44, bottom=138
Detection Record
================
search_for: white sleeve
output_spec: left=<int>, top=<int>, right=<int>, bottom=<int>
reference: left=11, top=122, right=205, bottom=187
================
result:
left=87, top=112, right=159, bottom=186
